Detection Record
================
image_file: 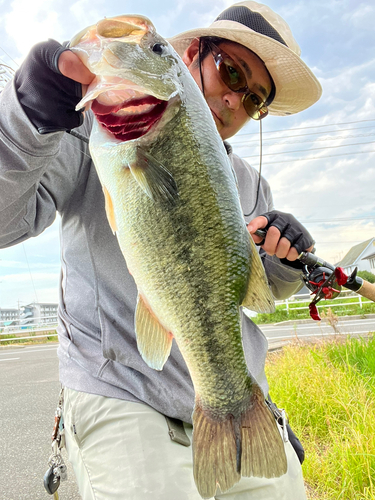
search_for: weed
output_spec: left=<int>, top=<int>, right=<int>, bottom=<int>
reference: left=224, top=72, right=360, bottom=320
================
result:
left=266, top=336, right=375, bottom=500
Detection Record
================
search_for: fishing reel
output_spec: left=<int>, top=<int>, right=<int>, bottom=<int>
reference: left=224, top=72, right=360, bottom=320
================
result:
left=299, top=253, right=360, bottom=321
left=253, top=228, right=364, bottom=321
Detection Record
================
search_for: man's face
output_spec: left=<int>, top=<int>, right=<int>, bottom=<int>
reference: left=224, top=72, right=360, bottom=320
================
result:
left=182, top=39, right=272, bottom=140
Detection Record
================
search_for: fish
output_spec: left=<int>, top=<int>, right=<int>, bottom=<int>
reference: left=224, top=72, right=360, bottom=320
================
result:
left=70, top=15, right=287, bottom=498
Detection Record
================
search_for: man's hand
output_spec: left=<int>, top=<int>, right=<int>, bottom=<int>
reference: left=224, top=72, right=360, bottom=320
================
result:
left=58, top=50, right=95, bottom=87
left=15, top=39, right=95, bottom=134
left=247, top=210, right=315, bottom=265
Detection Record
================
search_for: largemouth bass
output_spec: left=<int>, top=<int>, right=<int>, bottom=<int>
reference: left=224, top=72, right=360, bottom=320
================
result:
left=70, top=15, right=287, bottom=498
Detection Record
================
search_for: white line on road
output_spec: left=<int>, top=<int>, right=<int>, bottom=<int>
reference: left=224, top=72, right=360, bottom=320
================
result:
left=0, top=347, right=58, bottom=356
left=0, top=357, right=20, bottom=361
left=260, top=321, right=375, bottom=332
left=267, top=330, right=372, bottom=341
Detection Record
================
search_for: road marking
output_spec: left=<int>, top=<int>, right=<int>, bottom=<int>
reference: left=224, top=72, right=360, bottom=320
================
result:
left=0, top=347, right=58, bottom=356
left=261, top=320, right=375, bottom=332
left=0, top=357, right=20, bottom=361
left=267, top=330, right=372, bottom=341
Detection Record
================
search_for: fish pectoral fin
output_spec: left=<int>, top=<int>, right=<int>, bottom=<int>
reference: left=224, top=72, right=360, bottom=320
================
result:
left=241, top=233, right=275, bottom=314
left=192, top=384, right=287, bottom=499
left=135, top=294, right=173, bottom=371
left=128, top=147, right=178, bottom=206
left=102, top=186, right=117, bottom=234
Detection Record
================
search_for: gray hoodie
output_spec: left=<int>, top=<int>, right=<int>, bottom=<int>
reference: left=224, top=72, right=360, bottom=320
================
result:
left=0, top=81, right=303, bottom=423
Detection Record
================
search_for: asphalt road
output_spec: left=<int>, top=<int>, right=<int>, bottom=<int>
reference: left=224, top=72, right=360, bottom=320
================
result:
left=0, top=344, right=80, bottom=500
left=264, top=315, right=375, bottom=348
left=1, top=316, right=374, bottom=499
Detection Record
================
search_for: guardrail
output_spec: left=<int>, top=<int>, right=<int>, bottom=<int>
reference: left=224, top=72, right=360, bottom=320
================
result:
left=0, top=290, right=372, bottom=344
left=0, top=324, right=58, bottom=343
left=276, top=289, right=371, bottom=313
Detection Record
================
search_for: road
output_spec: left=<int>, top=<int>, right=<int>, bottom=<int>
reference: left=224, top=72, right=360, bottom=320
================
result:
left=263, top=315, right=375, bottom=348
left=0, top=344, right=80, bottom=500
left=1, top=316, right=374, bottom=499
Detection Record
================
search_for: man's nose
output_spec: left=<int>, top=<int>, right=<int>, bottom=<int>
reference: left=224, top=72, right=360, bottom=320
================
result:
left=223, top=90, right=243, bottom=111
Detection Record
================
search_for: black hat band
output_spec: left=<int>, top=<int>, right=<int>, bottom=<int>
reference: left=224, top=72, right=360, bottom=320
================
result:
left=215, top=6, right=288, bottom=47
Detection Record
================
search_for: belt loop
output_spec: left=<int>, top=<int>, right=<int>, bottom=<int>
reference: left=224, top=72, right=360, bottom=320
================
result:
left=165, top=416, right=191, bottom=447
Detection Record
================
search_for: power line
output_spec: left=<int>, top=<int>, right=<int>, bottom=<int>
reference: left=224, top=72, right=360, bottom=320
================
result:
left=249, top=148, right=375, bottom=165
left=0, top=45, right=19, bottom=68
left=236, top=118, right=375, bottom=136
left=245, top=140, right=375, bottom=158
left=22, top=243, right=39, bottom=304
left=231, top=126, right=375, bottom=145
left=300, top=216, right=375, bottom=223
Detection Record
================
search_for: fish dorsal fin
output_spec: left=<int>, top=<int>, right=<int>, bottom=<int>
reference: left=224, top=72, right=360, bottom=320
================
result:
left=128, top=147, right=178, bottom=205
left=102, top=186, right=117, bottom=234
left=135, top=294, right=174, bottom=371
left=241, top=234, right=275, bottom=314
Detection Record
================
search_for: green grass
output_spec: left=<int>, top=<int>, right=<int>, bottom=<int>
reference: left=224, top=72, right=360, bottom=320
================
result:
left=0, top=331, right=57, bottom=345
left=266, top=336, right=375, bottom=499
left=253, top=298, right=375, bottom=324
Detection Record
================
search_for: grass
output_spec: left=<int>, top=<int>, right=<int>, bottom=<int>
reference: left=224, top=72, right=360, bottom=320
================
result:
left=0, top=331, right=57, bottom=345
left=253, top=298, right=375, bottom=324
left=266, top=335, right=375, bottom=499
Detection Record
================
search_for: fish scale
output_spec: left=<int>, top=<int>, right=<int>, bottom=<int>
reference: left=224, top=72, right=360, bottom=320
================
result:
left=71, top=14, right=286, bottom=499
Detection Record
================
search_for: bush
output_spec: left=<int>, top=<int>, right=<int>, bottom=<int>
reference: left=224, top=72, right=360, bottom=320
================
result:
left=357, top=270, right=375, bottom=284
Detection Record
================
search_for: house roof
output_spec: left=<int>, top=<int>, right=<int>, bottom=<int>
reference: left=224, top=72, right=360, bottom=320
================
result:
left=338, top=237, right=375, bottom=267
left=363, top=251, right=375, bottom=260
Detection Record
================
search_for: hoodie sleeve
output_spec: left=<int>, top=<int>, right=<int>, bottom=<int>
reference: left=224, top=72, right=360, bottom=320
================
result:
left=0, top=80, right=92, bottom=248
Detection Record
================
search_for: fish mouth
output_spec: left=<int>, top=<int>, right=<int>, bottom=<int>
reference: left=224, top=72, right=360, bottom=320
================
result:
left=92, top=94, right=169, bottom=141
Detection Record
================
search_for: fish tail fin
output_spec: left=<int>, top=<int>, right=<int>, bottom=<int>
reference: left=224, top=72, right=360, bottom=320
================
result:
left=192, top=385, right=287, bottom=498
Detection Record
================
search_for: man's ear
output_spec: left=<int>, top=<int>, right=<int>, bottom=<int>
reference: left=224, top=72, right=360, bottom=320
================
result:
left=182, top=38, right=200, bottom=67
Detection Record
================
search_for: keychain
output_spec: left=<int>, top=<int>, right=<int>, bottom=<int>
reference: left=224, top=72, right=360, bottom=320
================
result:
left=44, top=388, right=67, bottom=497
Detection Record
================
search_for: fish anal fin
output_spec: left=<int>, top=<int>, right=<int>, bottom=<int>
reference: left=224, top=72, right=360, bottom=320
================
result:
left=135, top=294, right=173, bottom=371
left=192, top=384, right=287, bottom=498
left=128, top=147, right=178, bottom=206
left=102, top=186, right=117, bottom=234
left=242, top=234, right=275, bottom=314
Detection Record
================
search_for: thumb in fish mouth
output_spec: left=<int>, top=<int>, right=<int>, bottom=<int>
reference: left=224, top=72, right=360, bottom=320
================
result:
left=58, top=50, right=95, bottom=86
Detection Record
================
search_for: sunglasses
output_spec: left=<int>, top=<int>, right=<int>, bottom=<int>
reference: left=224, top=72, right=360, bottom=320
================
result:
left=206, top=41, right=269, bottom=120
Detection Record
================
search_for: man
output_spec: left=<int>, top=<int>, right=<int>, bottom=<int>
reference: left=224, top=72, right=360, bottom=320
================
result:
left=0, top=1, right=321, bottom=498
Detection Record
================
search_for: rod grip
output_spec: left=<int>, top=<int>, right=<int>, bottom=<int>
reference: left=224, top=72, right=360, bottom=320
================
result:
left=357, top=280, right=375, bottom=302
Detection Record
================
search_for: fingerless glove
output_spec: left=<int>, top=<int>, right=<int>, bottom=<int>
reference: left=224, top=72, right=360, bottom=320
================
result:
left=15, top=39, right=83, bottom=134
left=260, top=210, right=315, bottom=270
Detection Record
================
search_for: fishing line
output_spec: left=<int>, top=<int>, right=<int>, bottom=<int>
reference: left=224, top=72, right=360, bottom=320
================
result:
left=63, top=130, right=91, bottom=160
left=243, top=119, right=262, bottom=218
left=22, top=243, right=39, bottom=304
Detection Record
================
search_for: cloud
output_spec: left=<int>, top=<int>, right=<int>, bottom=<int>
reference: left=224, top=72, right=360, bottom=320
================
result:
left=0, top=271, right=60, bottom=308
left=4, top=0, right=64, bottom=62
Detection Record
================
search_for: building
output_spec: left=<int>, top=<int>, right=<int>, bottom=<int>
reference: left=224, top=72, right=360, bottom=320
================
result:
left=19, top=303, right=58, bottom=325
left=0, top=308, right=19, bottom=326
left=337, top=237, right=375, bottom=276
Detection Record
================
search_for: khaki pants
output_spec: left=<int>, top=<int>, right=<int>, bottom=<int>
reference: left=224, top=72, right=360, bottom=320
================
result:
left=63, top=388, right=307, bottom=500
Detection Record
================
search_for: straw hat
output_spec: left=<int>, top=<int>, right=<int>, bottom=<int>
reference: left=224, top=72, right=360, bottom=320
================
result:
left=168, top=1, right=322, bottom=116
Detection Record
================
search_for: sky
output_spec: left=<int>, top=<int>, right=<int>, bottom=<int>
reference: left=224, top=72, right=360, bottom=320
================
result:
left=0, top=0, right=374, bottom=309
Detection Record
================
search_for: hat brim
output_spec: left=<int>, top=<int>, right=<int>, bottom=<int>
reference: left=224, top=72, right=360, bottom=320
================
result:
left=168, top=21, right=322, bottom=116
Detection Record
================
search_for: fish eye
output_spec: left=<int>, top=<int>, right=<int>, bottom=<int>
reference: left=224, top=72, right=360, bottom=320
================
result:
left=152, top=43, right=164, bottom=55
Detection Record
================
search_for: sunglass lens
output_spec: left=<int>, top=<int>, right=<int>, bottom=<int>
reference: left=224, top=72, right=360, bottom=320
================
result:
left=242, top=94, right=269, bottom=120
left=219, top=59, right=247, bottom=91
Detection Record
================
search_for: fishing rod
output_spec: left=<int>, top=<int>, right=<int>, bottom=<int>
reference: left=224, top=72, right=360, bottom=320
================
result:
left=254, top=228, right=375, bottom=321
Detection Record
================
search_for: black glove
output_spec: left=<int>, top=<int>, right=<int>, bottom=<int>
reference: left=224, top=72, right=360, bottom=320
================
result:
left=15, top=39, right=83, bottom=134
left=258, top=210, right=315, bottom=270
